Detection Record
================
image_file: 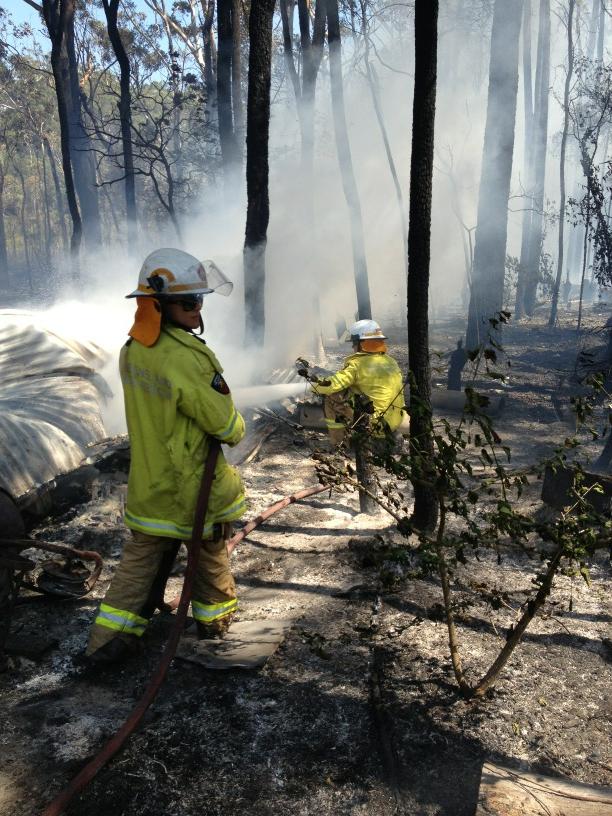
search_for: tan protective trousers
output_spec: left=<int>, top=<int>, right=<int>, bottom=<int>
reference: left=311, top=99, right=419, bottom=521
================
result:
left=323, top=391, right=354, bottom=446
left=87, top=526, right=236, bottom=655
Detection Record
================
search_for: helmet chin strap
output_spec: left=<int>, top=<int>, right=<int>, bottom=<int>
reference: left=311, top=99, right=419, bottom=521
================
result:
left=195, top=314, right=204, bottom=335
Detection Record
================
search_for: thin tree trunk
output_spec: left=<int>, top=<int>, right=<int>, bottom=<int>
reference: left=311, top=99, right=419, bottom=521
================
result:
left=13, top=161, right=33, bottom=293
left=41, top=139, right=53, bottom=263
left=243, top=0, right=275, bottom=346
left=42, top=0, right=82, bottom=266
left=300, top=0, right=326, bottom=175
left=360, top=3, right=407, bottom=279
left=0, top=164, right=9, bottom=287
left=523, top=0, right=550, bottom=316
left=408, top=0, right=439, bottom=532
left=102, top=0, right=138, bottom=247
left=217, top=0, right=239, bottom=180
left=466, top=0, right=523, bottom=350
left=326, top=0, right=372, bottom=319
left=549, top=0, right=575, bottom=328
left=515, top=0, right=534, bottom=320
left=577, top=193, right=590, bottom=331
left=65, top=6, right=101, bottom=249
left=280, top=0, right=323, bottom=360
left=42, top=135, right=69, bottom=254
left=231, top=0, right=244, bottom=147
left=35, top=143, right=52, bottom=268
left=201, top=0, right=216, bottom=125
left=280, top=0, right=303, bottom=121
left=597, top=0, right=605, bottom=62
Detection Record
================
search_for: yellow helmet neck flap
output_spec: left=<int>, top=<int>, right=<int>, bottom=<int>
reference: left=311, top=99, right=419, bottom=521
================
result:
left=129, top=298, right=162, bottom=347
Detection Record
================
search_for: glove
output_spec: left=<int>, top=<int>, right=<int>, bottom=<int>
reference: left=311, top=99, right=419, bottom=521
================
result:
left=295, top=357, right=311, bottom=379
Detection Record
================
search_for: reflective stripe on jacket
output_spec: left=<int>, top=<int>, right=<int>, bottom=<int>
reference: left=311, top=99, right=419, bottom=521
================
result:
left=312, top=351, right=406, bottom=431
left=120, top=324, right=246, bottom=539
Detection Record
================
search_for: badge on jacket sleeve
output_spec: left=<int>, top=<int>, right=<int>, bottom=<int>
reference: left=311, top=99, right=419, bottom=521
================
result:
left=211, top=372, right=230, bottom=394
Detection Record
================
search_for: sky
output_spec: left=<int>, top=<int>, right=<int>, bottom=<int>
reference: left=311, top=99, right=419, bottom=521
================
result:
left=1, top=0, right=150, bottom=31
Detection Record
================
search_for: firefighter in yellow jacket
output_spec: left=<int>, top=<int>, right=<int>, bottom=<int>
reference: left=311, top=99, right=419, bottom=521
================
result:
left=87, top=248, right=246, bottom=664
left=311, top=319, right=406, bottom=446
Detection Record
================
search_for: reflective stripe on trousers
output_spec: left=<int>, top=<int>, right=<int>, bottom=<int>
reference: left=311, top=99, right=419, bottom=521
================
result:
left=87, top=528, right=236, bottom=655
left=94, top=603, right=148, bottom=636
left=192, top=597, right=238, bottom=623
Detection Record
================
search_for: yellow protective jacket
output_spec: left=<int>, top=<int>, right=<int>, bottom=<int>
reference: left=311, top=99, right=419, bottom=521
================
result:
left=312, top=351, right=406, bottom=431
left=120, top=324, right=246, bottom=540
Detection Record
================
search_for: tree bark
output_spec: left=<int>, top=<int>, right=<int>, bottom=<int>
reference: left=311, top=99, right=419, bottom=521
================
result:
left=243, top=0, right=275, bottom=346
left=466, top=0, right=523, bottom=350
left=102, top=0, right=138, bottom=247
left=42, top=0, right=82, bottom=264
left=326, top=0, right=372, bottom=320
left=548, top=0, right=575, bottom=328
left=408, top=0, right=439, bottom=532
left=523, top=0, right=550, bottom=316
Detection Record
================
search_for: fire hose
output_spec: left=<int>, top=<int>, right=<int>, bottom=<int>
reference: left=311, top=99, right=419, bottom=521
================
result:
left=41, top=451, right=329, bottom=816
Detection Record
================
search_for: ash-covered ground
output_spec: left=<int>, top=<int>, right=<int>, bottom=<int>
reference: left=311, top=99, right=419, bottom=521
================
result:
left=1, top=308, right=611, bottom=816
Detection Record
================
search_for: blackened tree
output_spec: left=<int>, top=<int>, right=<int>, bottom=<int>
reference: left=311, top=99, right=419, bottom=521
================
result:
left=243, top=0, right=275, bottom=346
left=407, top=0, right=439, bottom=531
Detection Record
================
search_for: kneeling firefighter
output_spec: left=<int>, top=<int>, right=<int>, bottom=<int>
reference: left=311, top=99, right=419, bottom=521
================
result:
left=309, top=319, right=406, bottom=446
left=87, top=248, right=246, bottom=664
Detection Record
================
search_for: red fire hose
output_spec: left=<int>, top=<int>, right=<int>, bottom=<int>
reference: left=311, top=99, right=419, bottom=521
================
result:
left=41, top=475, right=329, bottom=816
left=41, top=441, right=221, bottom=816
left=227, top=484, right=328, bottom=555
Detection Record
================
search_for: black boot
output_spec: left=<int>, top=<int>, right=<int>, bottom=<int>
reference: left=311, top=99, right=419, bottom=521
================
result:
left=85, top=637, right=142, bottom=666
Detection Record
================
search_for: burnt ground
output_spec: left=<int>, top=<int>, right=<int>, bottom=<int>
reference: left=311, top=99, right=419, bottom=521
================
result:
left=1, top=306, right=611, bottom=816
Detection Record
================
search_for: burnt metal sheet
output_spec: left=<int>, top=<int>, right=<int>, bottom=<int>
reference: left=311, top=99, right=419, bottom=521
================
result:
left=476, top=761, right=612, bottom=816
left=0, top=312, right=108, bottom=503
left=176, top=619, right=292, bottom=670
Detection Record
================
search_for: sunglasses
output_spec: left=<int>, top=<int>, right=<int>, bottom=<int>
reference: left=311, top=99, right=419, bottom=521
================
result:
left=165, top=294, right=204, bottom=312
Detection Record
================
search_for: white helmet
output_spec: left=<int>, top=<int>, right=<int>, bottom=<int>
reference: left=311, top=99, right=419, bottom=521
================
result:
left=348, top=318, right=387, bottom=342
left=126, top=248, right=233, bottom=299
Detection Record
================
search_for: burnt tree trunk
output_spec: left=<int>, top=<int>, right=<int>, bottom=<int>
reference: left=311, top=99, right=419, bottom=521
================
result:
left=466, top=0, right=523, bottom=350
left=42, top=0, right=82, bottom=263
left=243, top=0, right=275, bottom=346
left=326, top=0, right=371, bottom=320
left=408, top=0, right=439, bottom=532
left=102, top=0, right=137, bottom=247
left=549, top=0, right=575, bottom=328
